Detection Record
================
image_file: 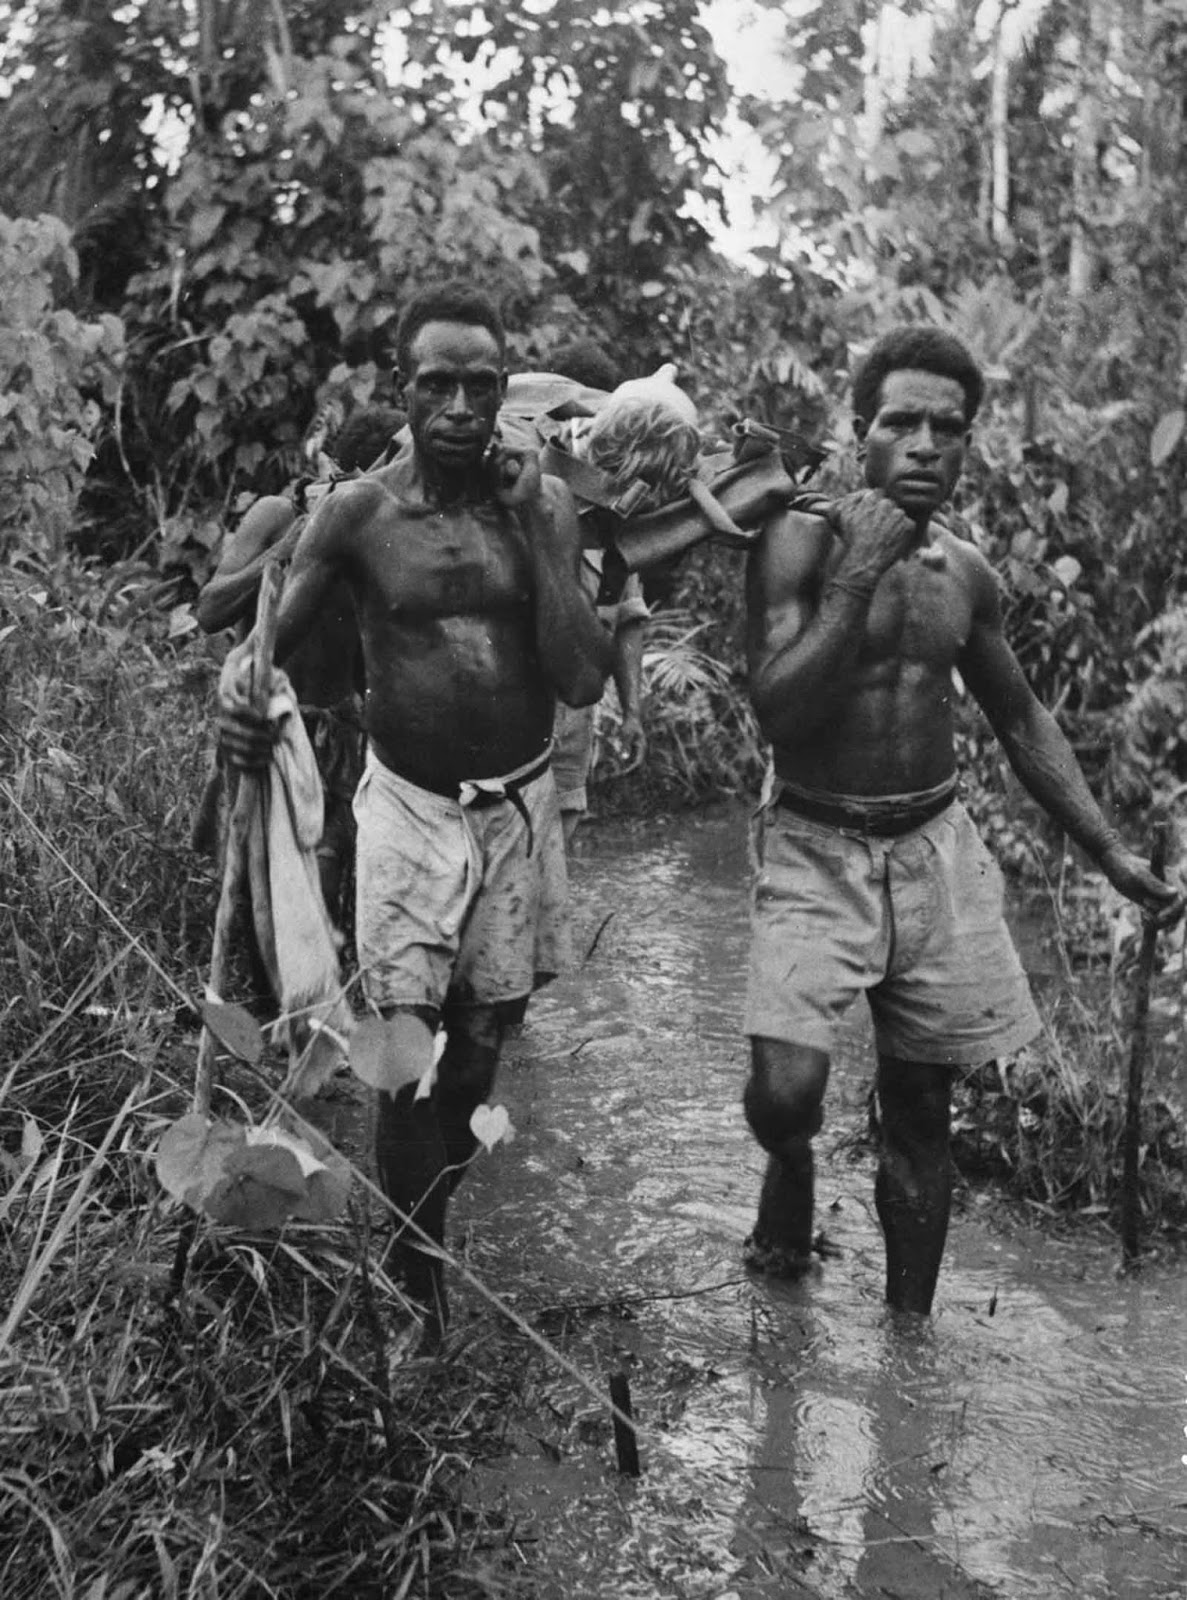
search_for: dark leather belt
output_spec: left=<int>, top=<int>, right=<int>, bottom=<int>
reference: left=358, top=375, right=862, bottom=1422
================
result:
left=460, top=749, right=552, bottom=807
left=373, top=747, right=551, bottom=803
left=461, top=749, right=552, bottom=856
left=775, top=779, right=957, bottom=838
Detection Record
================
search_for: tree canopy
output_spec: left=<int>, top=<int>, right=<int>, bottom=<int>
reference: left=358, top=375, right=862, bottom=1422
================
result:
left=2, top=0, right=1187, bottom=797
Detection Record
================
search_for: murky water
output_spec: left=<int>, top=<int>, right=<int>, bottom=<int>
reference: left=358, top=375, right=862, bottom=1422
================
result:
left=452, top=808, right=1187, bottom=1600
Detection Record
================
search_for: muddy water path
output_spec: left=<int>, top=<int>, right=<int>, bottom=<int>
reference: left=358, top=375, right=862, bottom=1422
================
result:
left=437, top=806, right=1187, bottom=1600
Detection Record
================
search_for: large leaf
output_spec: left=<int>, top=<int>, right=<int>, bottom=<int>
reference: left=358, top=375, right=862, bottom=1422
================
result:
left=205, top=1139, right=314, bottom=1230
left=293, top=1151, right=353, bottom=1222
left=350, top=1012, right=436, bottom=1096
left=204, top=1149, right=308, bottom=1230
left=200, top=998, right=264, bottom=1065
left=156, top=1114, right=246, bottom=1208
left=155, top=1114, right=350, bottom=1228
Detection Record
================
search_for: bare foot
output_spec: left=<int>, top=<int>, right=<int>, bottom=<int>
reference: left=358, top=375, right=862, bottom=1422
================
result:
left=743, top=1228, right=841, bottom=1278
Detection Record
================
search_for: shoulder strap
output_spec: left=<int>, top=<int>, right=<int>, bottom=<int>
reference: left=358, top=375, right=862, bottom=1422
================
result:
left=537, top=440, right=652, bottom=518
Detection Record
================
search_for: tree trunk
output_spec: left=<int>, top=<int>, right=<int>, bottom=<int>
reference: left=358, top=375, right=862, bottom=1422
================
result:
left=1068, top=0, right=1109, bottom=297
left=862, top=2, right=889, bottom=164
left=990, top=20, right=1011, bottom=245
left=1138, top=0, right=1179, bottom=192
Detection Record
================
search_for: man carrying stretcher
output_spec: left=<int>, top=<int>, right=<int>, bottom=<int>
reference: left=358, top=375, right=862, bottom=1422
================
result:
left=218, top=282, right=613, bottom=1342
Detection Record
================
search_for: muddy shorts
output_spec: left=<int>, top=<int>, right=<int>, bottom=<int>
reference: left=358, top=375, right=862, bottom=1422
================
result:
left=353, top=750, right=570, bottom=1012
left=744, top=797, right=1041, bottom=1065
left=552, top=703, right=597, bottom=815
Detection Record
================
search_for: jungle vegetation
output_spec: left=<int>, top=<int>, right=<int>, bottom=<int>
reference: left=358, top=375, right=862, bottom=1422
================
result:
left=3, top=2, right=1187, bottom=1594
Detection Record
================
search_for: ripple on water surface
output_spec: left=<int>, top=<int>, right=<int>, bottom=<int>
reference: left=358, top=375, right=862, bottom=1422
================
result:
left=459, top=810, right=1187, bottom=1600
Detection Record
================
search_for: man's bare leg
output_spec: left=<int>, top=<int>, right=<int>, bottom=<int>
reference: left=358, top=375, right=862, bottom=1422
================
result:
left=743, top=1037, right=829, bottom=1276
left=874, top=1055, right=953, bottom=1314
left=375, top=1079, right=449, bottom=1339
left=374, top=1001, right=503, bottom=1343
left=435, top=998, right=501, bottom=1192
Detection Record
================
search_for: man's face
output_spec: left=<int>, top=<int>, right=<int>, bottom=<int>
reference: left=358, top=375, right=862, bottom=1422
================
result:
left=402, top=320, right=506, bottom=472
left=857, top=369, right=970, bottom=519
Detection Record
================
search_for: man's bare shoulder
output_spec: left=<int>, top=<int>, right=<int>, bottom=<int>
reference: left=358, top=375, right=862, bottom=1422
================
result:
left=939, top=527, right=999, bottom=602
left=288, top=475, right=398, bottom=572
left=754, top=506, right=833, bottom=585
left=230, top=493, right=298, bottom=546
left=771, top=505, right=833, bottom=540
left=540, top=470, right=578, bottom=514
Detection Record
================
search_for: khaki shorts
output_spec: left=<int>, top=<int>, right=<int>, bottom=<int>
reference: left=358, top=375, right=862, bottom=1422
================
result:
left=744, top=798, right=1041, bottom=1065
left=353, top=752, right=570, bottom=1011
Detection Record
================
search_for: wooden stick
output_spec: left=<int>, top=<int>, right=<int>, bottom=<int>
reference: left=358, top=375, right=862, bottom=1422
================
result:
left=608, top=1371, right=640, bottom=1476
left=1120, top=820, right=1171, bottom=1268
left=193, top=562, right=284, bottom=1116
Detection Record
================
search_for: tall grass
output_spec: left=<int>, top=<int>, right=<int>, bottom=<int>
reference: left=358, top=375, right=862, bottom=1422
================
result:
left=950, top=868, right=1187, bottom=1237
left=0, top=560, right=518, bottom=1598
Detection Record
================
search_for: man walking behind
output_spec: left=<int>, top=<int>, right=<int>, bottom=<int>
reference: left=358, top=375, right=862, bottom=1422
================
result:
left=742, top=325, right=1180, bottom=1314
left=219, top=283, right=612, bottom=1341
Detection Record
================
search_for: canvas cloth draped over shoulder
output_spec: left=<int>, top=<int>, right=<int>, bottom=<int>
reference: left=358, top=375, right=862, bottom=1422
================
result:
left=244, top=671, right=353, bottom=1097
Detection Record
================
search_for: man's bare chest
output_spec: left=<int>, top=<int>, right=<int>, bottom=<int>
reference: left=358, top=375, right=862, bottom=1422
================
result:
left=861, top=558, right=973, bottom=670
left=360, top=509, right=530, bottom=620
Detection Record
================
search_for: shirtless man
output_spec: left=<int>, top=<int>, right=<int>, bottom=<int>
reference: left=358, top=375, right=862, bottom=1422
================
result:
left=196, top=405, right=403, bottom=923
left=743, top=325, right=1181, bottom=1315
left=219, top=283, right=613, bottom=1338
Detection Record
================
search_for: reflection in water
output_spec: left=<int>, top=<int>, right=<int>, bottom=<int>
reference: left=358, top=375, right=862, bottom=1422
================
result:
left=458, top=809, right=1187, bottom=1599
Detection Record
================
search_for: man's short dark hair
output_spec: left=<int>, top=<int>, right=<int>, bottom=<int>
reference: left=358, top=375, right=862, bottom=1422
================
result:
left=548, top=338, right=622, bottom=392
left=328, top=404, right=406, bottom=472
left=852, top=326, right=984, bottom=426
left=395, top=282, right=506, bottom=374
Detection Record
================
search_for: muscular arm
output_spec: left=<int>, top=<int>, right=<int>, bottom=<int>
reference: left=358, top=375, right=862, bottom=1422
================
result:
left=267, top=488, right=358, bottom=665
left=959, top=562, right=1180, bottom=920
left=517, top=475, right=614, bottom=707
left=747, top=510, right=878, bottom=749
left=613, top=614, right=645, bottom=721
left=195, top=496, right=302, bottom=634
left=218, top=485, right=357, bottom=732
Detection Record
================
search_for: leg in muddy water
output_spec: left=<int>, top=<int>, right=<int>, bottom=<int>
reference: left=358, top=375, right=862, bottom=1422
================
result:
left=742, top=1037, right=829, bottom=1275
left=436, top=998, right=502, bottom=1193
left=375, top=1081, right=450, bottom=1348
left=874, top=1054, right=953, bottom=1315
left=375, top=1000, right=504, bottom=1346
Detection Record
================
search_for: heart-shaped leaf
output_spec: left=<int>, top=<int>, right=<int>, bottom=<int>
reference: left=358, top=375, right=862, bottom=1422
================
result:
left=470, top=1102, right=515, bottom=1153
left=156, top=1114, right=246, bottom=1207
left=293, top=1154, right=352, bottom=1222
left=288, top=1124, right=352, bottom=1221
left=350, top=1012, right=436, bottom=1095
left=200, top=998, right=264, bottom=1065
left=156, top=1114, right=351, bottom=1228
left=204, top=1166, right=305, bottom=1230
left=224, top=1141, right=308, bottom=1196
left=243, top=1123, right=326, bottom=1177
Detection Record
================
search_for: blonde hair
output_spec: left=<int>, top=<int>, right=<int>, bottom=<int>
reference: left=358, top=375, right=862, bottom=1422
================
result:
left=584, top=400, right=701, bottom=510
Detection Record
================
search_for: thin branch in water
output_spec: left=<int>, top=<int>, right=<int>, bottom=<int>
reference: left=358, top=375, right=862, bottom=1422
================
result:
left=584, top=912, right=616, bottom=963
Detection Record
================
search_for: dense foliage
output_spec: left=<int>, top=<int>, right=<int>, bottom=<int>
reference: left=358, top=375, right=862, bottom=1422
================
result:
left=2, top=0, right=1185, bottom=815
left=6, top=6, right=1187, bottom=1592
